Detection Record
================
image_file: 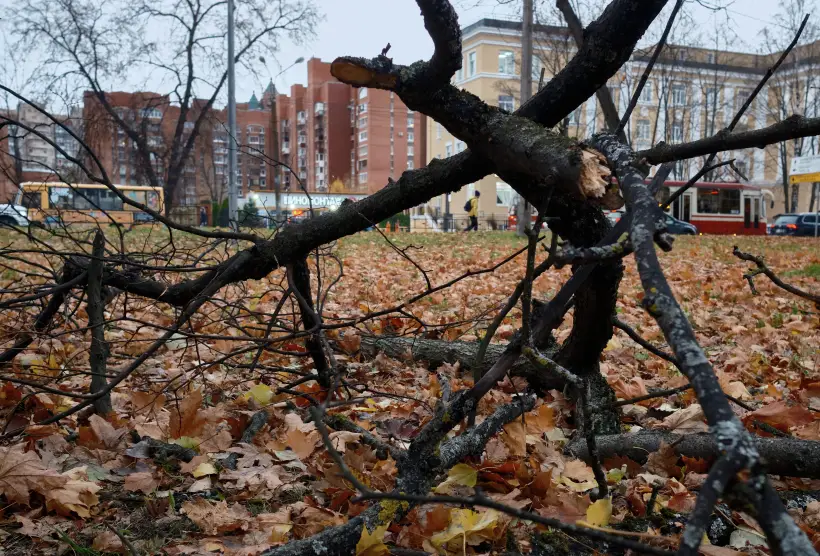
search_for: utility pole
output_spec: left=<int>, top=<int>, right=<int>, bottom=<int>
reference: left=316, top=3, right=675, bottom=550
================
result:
left=516, top=0, right=533, bottom=237
left=227, top=0, right=238, bottom=229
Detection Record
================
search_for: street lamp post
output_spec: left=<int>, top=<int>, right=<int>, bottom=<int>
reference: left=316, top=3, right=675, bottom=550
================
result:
left=227, top=0, right=238, bottom=230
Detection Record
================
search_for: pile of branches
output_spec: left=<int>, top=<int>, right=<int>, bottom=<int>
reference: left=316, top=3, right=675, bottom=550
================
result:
left=2, top=0, right=820, bottom=554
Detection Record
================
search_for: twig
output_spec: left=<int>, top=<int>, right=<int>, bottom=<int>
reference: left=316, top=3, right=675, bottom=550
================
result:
left=733, top=246, right=819, bottom=307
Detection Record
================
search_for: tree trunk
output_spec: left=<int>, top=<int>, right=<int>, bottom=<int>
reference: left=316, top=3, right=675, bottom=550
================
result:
left=88, top=230, right=112, bottom=415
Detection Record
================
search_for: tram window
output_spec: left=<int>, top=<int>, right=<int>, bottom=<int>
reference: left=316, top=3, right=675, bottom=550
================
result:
left=697, top=188, right=740, bottom=214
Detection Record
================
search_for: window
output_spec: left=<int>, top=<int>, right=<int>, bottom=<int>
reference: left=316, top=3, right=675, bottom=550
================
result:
left=358, top=160, right=368, bottom=170
left=456, top=63, right=463, bottom=81
left=21, top=191, right=41, bottom=209
left=407, top=115, right=414, bottom=127
left=359, top=145, right=368, bottom=156
left=697, top=188, right=740, bottom=214
left=140, top=108, right=162, bottom=119
left=706, top=52, right=716, bottom=64
left=407, top=158, right=414, bottom=170
left=437, top=123, right=442, bottom=140
left=407, top=145, right=414, bottom=155
left=676, top=50, right=687, bottom=62
left=735, top=89, right=752, bottom=111
left=445, top=142, right=453, bottom=157
left=704, top=87, right=718, bottom=113
left=671, top=84, right=686, bottom=106
left=567, top=108, right=581, bottom=125
left=636, top=119, right=651, bottom=140
left=496, top=182, right=514, bottom=206
left=408, top=132, right=414, bottom=143
left=468, top=51, right=476, bottom=76
left=359, top=130, right=368, bottom=142
left=734, top=159, right=748, bottom=178
left=639, top=81, right=653, bottom=103
left=498, top=95, right=514, bottom=112
left=359, top=87, right=368, bottom=99
left=498, top=50, right=514, bottom=74
left=456, top=140, right=464, bottom=153
left=532, top=57, right=543, bottom=83
left=358, top=172, right=368, bottom=183
left=671, top=122, right=683, bottom=142
left=358, top=103, right=368, bottom=114
left=358, top=117, right=368, bottom=128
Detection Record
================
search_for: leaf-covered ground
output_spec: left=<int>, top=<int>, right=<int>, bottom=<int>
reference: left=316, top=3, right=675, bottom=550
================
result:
left=0, top=231, right=818, bottom=555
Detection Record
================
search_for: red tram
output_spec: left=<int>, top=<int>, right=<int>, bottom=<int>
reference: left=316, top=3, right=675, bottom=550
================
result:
left=658, top=180, right=771, bottom=235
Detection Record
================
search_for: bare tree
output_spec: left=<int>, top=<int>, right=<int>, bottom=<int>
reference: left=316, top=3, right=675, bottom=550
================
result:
left=3, top=0, right=319, bottom=213
left=761, top=0, right=820, bottom=212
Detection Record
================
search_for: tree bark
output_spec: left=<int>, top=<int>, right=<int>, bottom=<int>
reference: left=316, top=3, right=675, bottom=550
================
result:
left=87, top=230, right=112, bottom=415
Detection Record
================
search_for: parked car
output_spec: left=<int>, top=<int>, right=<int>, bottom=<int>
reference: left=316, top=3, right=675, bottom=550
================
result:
left=663, top=213, right=697, bottom=235
left=0, top=203, right=29, bottom=227
left=768, top=213, right=819, bottom=236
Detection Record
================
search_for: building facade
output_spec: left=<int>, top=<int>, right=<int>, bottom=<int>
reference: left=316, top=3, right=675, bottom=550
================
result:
left=425, top=18, right=820, bottom=225
left=275, top=58, right=427, bottom=197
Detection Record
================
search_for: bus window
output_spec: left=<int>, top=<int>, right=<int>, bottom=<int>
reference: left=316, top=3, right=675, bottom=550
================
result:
left=125, top=190, right=147, bottom=209
left=21, top=191, right=42, bottom=209
left=73, top=189, right=96, bottom=210
left=146, top=191, right=159, bottom=211
left=50, top=187, right=72, bottom=209
left=97, top=189, right=124, bottom=211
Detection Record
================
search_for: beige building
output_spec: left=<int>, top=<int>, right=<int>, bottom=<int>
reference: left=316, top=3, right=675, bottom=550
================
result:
left=422, top=18, right=820, bottom=228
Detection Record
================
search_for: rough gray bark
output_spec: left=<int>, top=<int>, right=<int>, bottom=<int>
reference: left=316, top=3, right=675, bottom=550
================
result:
left=567, top=431, right=820, bottom=479
left=87, top=230, right=112, bottom=415
left=360, top=335, right=564, bottom=391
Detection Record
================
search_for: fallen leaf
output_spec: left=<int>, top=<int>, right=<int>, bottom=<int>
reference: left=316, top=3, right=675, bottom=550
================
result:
left=583, top=496, right=612, bottom=527
left=92, top=530, right=124, bottom=553
left=124, top=471, right=158, bottom=493
left=45, top=479, right=101, bottom=517
left=501, top=420, right=526, bottom=457
left=192, top=462, right=218, bottom=478
left=743, top=401, right=814, bottom=433
left=356, top=523, right=389, bottom=556
left=181, top=499, right=251, bottom=535
left=427, top=509, right=503, bottom=554
left=434, top=463, right=477, bottom=494
left=0, top=445, right=67, bottom=505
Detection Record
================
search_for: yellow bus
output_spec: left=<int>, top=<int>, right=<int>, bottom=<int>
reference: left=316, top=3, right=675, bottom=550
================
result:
left=15, top=182, right=164, bottom=225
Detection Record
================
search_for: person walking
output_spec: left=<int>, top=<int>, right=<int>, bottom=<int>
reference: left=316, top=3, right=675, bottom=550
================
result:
left=465, top=190, right=480, bottom=231
left=199, top=206, right=208, bottom=227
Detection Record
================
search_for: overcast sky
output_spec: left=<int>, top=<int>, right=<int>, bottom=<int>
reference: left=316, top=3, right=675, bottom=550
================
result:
left=244, top=0, right=787, bottom=103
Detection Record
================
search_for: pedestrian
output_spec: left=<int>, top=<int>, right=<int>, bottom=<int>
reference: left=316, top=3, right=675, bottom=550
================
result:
left=465, top=190, right=480, bottom=231
left=199, top=206, right=208, bottom=227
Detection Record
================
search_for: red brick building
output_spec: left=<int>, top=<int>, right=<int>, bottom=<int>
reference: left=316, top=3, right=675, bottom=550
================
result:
left=275, top=58, right=426, bottom=195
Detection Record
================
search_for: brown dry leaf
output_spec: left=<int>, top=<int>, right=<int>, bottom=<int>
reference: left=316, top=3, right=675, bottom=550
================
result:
left=286, top=428, right=319, bottom=460
left=169, top=389, right=206, bottom=439
left=88, top=414, right=127, bottom=449
left=527, top=404, right=555, bottom=434
left=501, top=420, right=526, bottom=457
left=610, top=376, right=650, bottom=405
left=180, top=499, right=251, bottom=535
left=0, top=445, right=67, bottom=505
left=562, top=459, right=595, bottom=483
left=647, top=442, right=680, bottom=478
left=130, top=390, right=166, bottom=414
left=662, top=404, right=708, bottom=433
left=699, top=546, right=749, bottom=556
left=45, top=479, right=101, bottom=517
left=743, top=401, right=814, bottom=432
left=124, top=471, right=159, bottom=493
left=92, top=530, right=124, bottom=553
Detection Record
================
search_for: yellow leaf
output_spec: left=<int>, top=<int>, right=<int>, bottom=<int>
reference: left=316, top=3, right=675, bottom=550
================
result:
left=604, top=337, right=622, bottom=351
left=246, top=384, right=273, bottom=405
left=606, top=467, right=625, bottom=483
left=172, top=436, right=200, bottom=449
left=584, top=497, right=612, bottom=527
left=356, top=523, right=389, bottom=556
left=429, top=509, right=501, bottom=553
left=192, top=462, right=218, bottom=478
left=434, top=463, right=477, bottom=494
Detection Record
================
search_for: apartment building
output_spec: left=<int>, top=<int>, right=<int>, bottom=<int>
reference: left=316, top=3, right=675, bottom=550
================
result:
left=426, top=18, right=820, bottom=222
left=275, top=57, right=427, bottom=195
left=0, top=102, right=83, bottom=202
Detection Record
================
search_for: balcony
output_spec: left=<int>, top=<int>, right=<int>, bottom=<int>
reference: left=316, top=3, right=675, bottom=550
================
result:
left=281, top=143, right=290, bottom=154
left=315, top=102, right=325, bottom=115
left=297, top=112, right=307, bottom=125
